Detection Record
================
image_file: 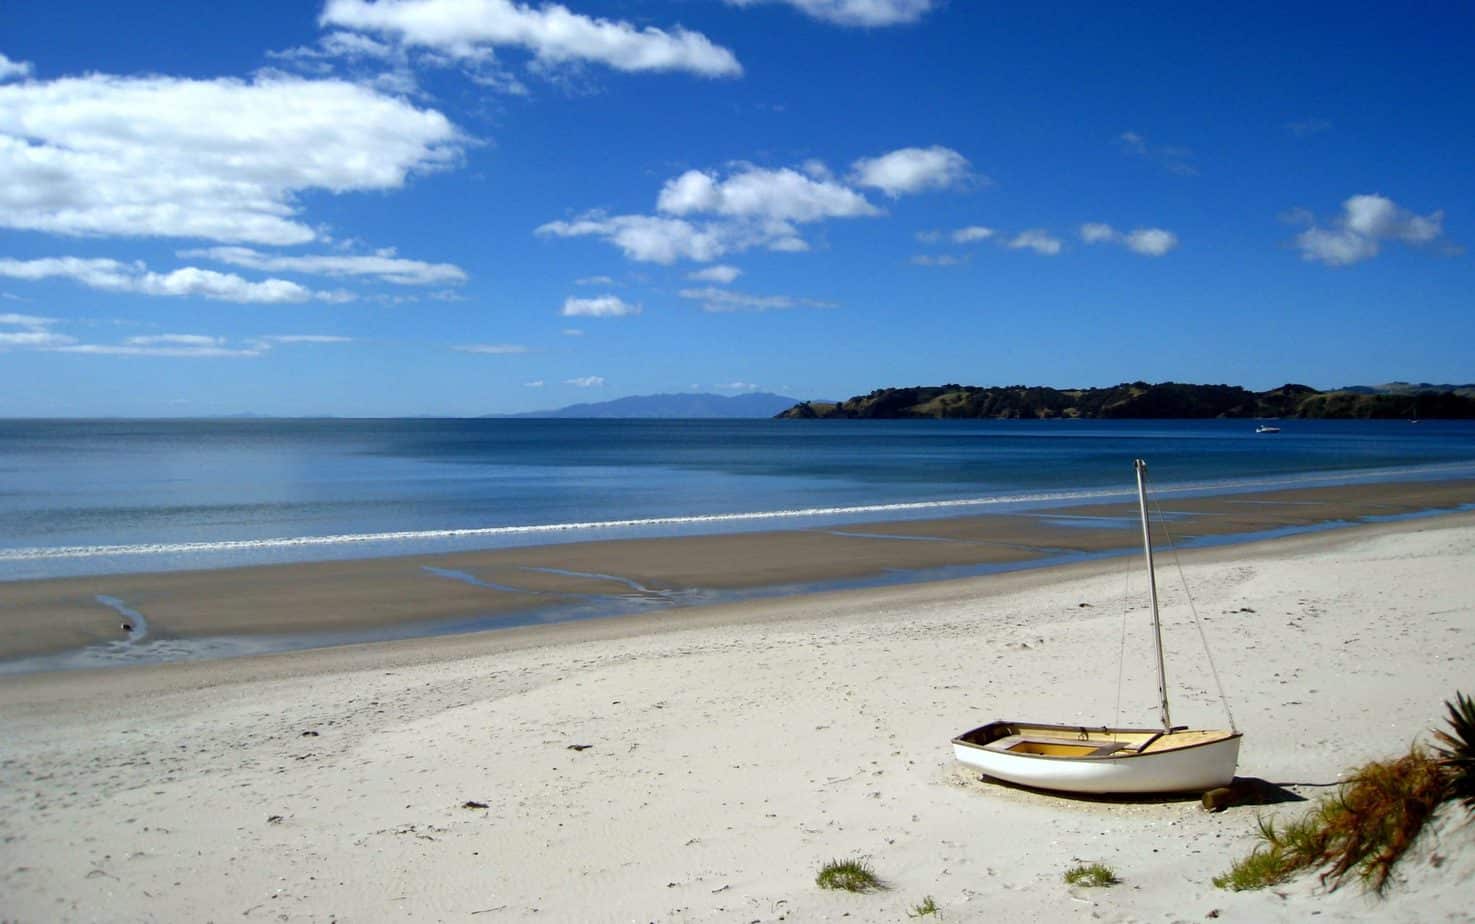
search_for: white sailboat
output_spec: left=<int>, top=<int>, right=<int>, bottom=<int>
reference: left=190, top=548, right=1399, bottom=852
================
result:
left=951, top=459, right=1242, bottom=795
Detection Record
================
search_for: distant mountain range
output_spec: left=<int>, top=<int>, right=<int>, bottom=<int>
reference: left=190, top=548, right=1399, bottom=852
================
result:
left=777, top=382, right=1475, bottom=420
left=490, top=391, right=803, bottom=419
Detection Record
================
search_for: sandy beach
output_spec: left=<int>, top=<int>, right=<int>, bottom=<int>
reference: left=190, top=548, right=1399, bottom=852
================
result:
left=3, top=509, right=1474, bottom=922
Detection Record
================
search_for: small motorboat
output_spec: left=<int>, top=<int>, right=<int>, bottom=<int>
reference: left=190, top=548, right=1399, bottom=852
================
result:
left=1255, top=424, right=1281, bottom=433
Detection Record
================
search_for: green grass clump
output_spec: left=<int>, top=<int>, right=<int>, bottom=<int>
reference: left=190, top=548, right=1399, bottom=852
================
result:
left=1063, top=863, right=1119, bottom=887
left=907, top=895, right=939, bottom=917
left=1212, top=812, right=1327, bottom=891
left=1217, top=691, right=1475, bottom=895
left=815, top=857, right=882, bottom=893
left=1217, top=745, right=1449, bottom=893
left=1212, top=843, right=1291, bottom=892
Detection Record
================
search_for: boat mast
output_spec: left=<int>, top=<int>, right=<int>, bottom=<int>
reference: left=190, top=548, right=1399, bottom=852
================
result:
left=1134, top=459, right=1173, bottom=731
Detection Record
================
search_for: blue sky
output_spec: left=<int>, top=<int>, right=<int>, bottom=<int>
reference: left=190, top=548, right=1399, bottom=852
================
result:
left=1, top=0, right=1471, bottom=417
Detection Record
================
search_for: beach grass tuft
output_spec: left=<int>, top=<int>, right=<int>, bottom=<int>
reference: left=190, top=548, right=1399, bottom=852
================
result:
left=1217, top=745, right=1450, bottom=893
left=907, top=895, right=939, bottom=917
left=1063, top=862, right=1119, bottom=887
left=815, top=857, right=882, bottom=893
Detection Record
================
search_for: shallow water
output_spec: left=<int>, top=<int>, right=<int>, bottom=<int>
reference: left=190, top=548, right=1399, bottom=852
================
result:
left=2, top=417, right=1473, bottom=579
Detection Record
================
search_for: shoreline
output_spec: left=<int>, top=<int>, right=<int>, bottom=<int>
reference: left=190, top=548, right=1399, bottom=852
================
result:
left=5, top=505, right=1475, bottom=707
left=2, top=477, right=1474, bottom=671
left=8, top=455, right=1475, bottom=582
left=2, top=507, right=1472, bottom=921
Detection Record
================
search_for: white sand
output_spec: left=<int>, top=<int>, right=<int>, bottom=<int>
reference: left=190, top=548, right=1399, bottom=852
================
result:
left=3, top=514, right=1474, bottom=922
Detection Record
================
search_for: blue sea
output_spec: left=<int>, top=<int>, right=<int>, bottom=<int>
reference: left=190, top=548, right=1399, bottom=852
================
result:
left=3, top=417, right=1475, bottom=581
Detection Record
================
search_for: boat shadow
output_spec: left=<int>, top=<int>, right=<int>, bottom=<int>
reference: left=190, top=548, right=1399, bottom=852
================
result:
left=971, top=774, right=1312, bottom=809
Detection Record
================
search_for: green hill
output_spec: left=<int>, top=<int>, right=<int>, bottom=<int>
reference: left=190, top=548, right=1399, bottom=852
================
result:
left=777, top=382, right=1475, bottom=420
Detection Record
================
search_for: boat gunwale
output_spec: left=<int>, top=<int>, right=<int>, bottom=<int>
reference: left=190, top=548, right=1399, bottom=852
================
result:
left=951, top=720, right=1242, bottom=762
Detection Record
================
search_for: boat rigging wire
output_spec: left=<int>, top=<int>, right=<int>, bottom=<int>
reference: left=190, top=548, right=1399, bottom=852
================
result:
left=1114, top=547, right=1133, bottom=731
left=1146, top=474, right=1239, bottom=734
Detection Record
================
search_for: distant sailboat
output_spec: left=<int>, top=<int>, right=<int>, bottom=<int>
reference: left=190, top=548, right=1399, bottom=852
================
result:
left=952, top=459, right=1241, bottom=795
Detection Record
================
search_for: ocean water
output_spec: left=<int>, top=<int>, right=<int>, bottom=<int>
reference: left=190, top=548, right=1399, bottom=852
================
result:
left=2, top=417, right=1474, bottom=580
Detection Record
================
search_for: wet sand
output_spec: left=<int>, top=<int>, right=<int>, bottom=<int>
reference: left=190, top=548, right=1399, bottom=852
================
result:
left=2, top=478, right=1473, bottom=663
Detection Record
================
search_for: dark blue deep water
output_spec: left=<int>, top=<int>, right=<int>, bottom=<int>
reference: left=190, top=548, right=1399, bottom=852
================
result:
left=3, top=417, right=1474, bottom=579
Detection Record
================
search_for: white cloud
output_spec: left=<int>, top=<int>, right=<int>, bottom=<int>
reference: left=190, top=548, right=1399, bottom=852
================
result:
left=0, top=329, right=75, bottom=348
left=919, top=226, right=992, bottom=246
left=321, top=0, right=742, bottom=77
left=1295, top=228, right=1378, bottom=266
left=1342, top=194, right=1442, bottom=242
left=725, top=0, right=936, bottom=27
left=850, top=146, right=973, bottom=197
left=54, top=333, right=266, bottom=357
left=678, top=286, right=834, bottom=313
left=180, top=246, right=467, bottom=285
left=137, top=268, right=329, bottom=303
left=268, top=30, right=445, bottom=99
left=523, top=379, right=544, bottom=387
left=455, top=343, right=530, bottom=354
left=0, top=311, right=56, bottom=328
left=261, top=335, right=353, bottom=344
left=0, top=315, right=346, bottom=357
left=1078, top=223, right=1179, bottom=256
left=1125, top=229, right=1179, bottom=256
left=910, top=254, right=963, bottom=267
left=276, top=30, right=401, bottom=63
left=658, top=165, right=878, bottom=223
left=0, top=257, right=347, bottom=303
left=128, top=334, right=224, bottom=347
left=0, top=257, right=135, bottom=289
left=0, top=73, right=462, bottom=244
left=565, top=375, right=604, bottom=387
left=951, top=225, right=993, bottom=243
left=561, top=327, right=584, bottom=336
left=1116, top=130, right=1196, bottom=176
left=0, top=54, right=33, bottom=82
left=541, top=147, right=969, bottom=265
left=767, top=234, right=810, bottom=253
left=718, top=381, right=761, bottom=391
left=0, top=309, right=75, bottom=349
left=561, top=294, right=641, bottom=317
left=1007, top=230, right=1062, bottom=256
left=538, top=213, right=730, bottom=264
left=687, top=264, right=742, bottom=284
left=1294, top=194, right=1445, bottom=266
left=574, top=274, right=615, bottom=286
left=539, top=154, right=899, bottom=264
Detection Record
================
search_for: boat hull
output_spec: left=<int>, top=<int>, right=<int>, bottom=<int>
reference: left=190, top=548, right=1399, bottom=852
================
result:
left=953, top=721, right=1241, bottom=795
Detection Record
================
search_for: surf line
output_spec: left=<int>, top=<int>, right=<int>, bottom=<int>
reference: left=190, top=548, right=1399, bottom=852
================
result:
left=2, top=460, right=1469, bottom=564
left=0, top=491, right=1121, bottom=561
